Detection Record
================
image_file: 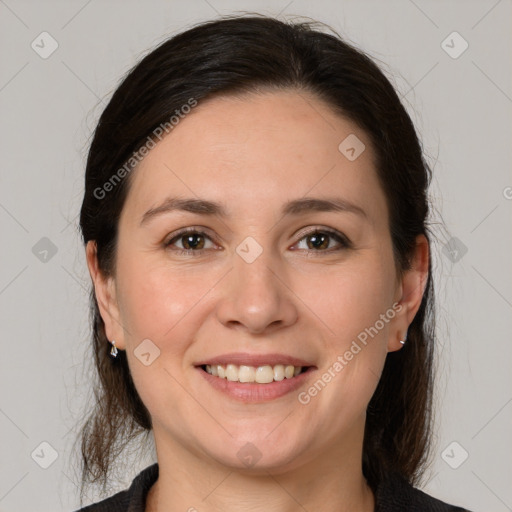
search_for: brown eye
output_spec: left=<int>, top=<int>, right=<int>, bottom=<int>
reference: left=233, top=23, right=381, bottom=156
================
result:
left=294, top=229, right=351, bottom=252
left=179, top=233, right=205, bottom=250
left=165, top=229, right=216, bottom=254
left=306, top=232, right=330, bottom=250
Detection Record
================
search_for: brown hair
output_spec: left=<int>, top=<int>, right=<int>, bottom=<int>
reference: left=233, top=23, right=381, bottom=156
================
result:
left=77, top=14, right=434, bottom=501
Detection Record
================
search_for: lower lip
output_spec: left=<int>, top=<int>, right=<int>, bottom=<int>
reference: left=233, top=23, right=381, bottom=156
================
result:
left=197, top=367, right=315, bottom=403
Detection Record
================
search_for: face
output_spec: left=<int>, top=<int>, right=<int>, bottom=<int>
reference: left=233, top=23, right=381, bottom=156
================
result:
left=88, top=90, right=427, bottom=473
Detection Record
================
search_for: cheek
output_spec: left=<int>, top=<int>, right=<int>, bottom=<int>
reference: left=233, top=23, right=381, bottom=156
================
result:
left=295, top=254, right=396, bottom=344
left=116, top=256, right=220, bottom=349
left=295, top=250, right=396, bottom=401
left=114, top=260, right=210, bottom=414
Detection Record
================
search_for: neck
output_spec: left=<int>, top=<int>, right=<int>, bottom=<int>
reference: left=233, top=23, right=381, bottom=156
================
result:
left=146, top=426, right=374, bottom=512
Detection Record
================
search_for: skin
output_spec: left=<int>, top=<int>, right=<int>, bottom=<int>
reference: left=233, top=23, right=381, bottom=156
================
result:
left=86, top=90, right=428, bottom=512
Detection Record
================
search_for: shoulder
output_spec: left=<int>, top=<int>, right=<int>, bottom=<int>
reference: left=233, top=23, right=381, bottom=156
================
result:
left=74, top=489, right=130, bottom=512
left=375, top=472, right=472, bottom=512
left=73, top=463, right=159, bottom=512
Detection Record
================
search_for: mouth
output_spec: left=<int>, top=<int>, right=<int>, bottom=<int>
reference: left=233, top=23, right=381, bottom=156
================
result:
left=194, top=354, right=316, bottom=402
left=200, top=363, right=311, bottom=383
left=194, top=352, right=317, bottom=403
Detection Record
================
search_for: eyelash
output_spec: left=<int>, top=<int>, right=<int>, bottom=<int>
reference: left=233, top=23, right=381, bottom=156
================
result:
left=164, top=226, right=352, bottom=256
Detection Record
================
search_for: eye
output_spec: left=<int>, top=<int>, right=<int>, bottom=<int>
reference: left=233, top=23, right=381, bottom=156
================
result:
left=164, top=228, right=217, bottom=254
left=293, top=228, right=351, bottom=253
left=164, top=227, right=351, bottom=256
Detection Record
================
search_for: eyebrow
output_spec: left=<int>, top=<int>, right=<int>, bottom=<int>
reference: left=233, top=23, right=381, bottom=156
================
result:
left=140, top=196, right=367, bottom=225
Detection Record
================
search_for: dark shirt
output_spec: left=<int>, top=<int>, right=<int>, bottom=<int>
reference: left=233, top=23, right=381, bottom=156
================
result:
left=75, top=463, right=472, bottom=511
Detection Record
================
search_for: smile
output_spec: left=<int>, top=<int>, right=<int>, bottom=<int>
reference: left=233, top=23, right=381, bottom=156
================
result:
left=203, top=363, right=307, bottom=383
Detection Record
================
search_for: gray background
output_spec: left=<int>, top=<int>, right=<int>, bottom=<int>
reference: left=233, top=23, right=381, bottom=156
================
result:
left=1, top=1, right=511, bottom=511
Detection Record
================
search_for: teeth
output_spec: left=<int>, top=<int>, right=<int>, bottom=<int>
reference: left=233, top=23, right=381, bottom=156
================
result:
left=204, top=363, right=304, bottom=383
left=273, top=364, right=285, bottom=381
left=225, top=364, right=238, bottom=382
left=255, top=365, right=274, bottom=384
left=238, top=365, right=254, bottom=383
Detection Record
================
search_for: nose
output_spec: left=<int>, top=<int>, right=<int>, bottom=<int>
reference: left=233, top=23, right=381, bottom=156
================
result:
left=215, top=246, right=298, bottom=335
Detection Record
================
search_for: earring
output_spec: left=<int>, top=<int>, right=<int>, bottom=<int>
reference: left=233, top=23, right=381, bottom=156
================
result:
left=110, top=340, right=119, bottom=358
left=399, top=331, right=408, bottom=345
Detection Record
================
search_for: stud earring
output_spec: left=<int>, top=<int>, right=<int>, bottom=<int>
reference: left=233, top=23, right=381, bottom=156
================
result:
left=110, top=340, right=119, bottom=358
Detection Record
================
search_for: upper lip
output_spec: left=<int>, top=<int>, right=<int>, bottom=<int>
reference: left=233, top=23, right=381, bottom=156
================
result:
left=195, top=352, right=315, bottom=368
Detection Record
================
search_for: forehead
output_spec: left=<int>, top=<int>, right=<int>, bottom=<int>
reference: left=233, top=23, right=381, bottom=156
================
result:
left=121, top=90, right=387, bottom=225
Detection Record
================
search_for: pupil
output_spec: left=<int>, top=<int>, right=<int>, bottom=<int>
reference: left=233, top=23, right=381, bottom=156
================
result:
left=308, top=233, right=328, bottom=250
left=184, top=234, right=203, bottom=250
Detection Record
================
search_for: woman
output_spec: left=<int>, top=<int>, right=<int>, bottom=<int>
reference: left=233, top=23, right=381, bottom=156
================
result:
left=75, top=15, right=471, bottom=512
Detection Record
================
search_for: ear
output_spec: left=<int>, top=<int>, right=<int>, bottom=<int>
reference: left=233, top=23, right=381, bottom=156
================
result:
left=388, top=234, right=429, bottom=352
left=85, top=241, right=126, bottom=350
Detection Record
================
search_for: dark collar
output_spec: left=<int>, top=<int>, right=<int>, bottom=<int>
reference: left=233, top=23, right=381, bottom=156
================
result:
left=126, top=463, right=158, bottom=512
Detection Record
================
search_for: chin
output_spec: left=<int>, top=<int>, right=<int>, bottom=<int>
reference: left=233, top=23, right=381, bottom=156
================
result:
left=201, top=431, right=309, bottom=474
